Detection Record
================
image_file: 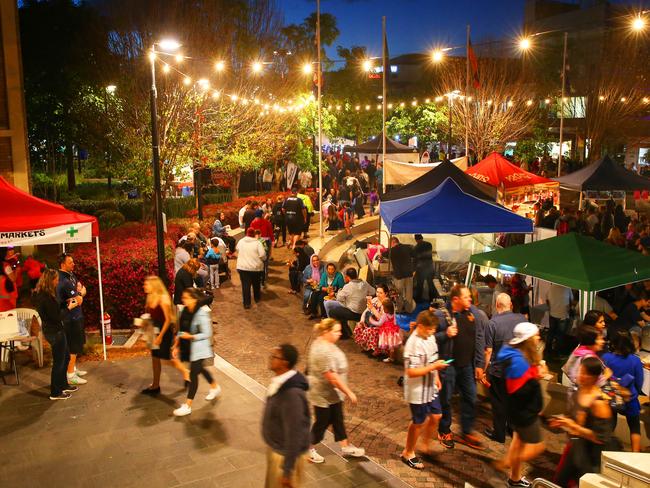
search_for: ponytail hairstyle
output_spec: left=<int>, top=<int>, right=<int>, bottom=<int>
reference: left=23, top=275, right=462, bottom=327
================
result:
left=314, top=318, right=340, bottom=335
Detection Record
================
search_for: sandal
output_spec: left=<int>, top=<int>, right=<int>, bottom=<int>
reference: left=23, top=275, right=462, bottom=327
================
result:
left=400, top=455, right=424, bottom=470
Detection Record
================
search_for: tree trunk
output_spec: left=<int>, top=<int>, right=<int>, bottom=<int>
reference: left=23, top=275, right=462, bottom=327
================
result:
left=231, top=170, right=241, bottom=200
left=65, top=142, right=76, bottom=191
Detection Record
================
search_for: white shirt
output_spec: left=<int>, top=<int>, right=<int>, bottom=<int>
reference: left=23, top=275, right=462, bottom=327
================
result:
left=262, top=169, right=273, bottom=183
left=267, top=369, right=296, bottom=397
left=544, top=284, right=573, bottom=319
left=238, top=205, right=248, bottom=227
left=236, top=236, right=266, bottom=271
left=299, top=170, right=312, bottom=188
left=403, top=332, right=439, bottom=404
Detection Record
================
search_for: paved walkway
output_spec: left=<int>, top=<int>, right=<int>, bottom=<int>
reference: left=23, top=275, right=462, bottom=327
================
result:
left=211, top=229, right=565, bottom=488
left=0, top=354, right=408, bottom=488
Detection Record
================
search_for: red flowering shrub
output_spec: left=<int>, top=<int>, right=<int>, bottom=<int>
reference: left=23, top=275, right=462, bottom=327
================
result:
left=71, top=222, right=182, bottom=330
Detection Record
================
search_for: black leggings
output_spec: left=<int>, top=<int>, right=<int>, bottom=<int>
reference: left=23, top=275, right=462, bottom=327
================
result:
left=188, top=359, right=213, bottom=400
left=311, top=402, right=347, bottom=444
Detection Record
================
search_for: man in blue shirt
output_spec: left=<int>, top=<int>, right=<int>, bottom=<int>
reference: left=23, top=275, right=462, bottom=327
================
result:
left=482, top=293, right=527, bottom=443
left=57, top=253, right=88, bottom=385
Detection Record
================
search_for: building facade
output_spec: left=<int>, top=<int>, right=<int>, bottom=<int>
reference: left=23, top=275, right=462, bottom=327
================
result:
left=0, top=0, right=29, bottom=191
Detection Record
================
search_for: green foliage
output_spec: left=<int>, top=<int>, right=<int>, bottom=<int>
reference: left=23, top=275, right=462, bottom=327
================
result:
left=386, top=104, right=448, bottom=151
left=514, top=126, right=553, bottom=163
left=281, top=12, right=340, bottom=66
left=98, top=211, right=126, bottom=230
left=162, top=197, right=197, bottom=219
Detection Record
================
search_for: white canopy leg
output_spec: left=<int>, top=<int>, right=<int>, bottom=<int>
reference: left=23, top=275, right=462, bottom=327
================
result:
left=465, top=262, right=475, bottom=287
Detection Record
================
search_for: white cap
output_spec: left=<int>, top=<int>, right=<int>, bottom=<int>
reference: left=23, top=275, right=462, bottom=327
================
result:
left=509, top=322, right=539, bottom=345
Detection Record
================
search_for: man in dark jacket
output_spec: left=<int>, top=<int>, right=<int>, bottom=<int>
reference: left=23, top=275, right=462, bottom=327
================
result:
left=482, top=293, right=527, bottom=443
left=434, top=284, right=487, bottom=450
left=413, top=234, right=435, bottom=302
left=383, top=236, right=415, bottom=313
left=262, top=344, right=310, bottom=488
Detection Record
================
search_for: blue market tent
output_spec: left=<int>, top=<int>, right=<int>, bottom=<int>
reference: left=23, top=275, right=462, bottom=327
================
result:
left=380, top=177, right=533, bottom=235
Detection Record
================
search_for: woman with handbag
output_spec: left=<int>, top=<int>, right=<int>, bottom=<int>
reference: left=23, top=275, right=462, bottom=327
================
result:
left=603, top=330, right=645, bottom=452
left=141, top=276, right=189, bottom=395
left=552, top=356, right=616, bottom=486
left=173, top=288, right=221, bottom=416
left=302, top=254, right=324, bottom=313
left=34, top=269, right=77, bottom=400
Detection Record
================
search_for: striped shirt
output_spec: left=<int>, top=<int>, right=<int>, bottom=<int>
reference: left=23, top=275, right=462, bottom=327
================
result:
left=403, top=332, right=439, bottom=405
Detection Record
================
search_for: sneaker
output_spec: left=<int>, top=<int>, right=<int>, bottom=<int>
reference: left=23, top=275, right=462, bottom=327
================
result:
left=49, top=393, right=71, bottom=401
left=438, top=432, right=455, bottom=449
left=341, top=445, right=365, bottom=457
left=63, top=385, right=79, bottom=393
left=74, top=368, right=87, bottom=377
left=508, top=477, right=531, bottom=487
left=308, top=448, right=325, bottom=464
left=173, top=403, right=192, bottom=417
left=67, top=374, right=87, bottom=385
left=457, top=432, right=485, bottom=450
left=205, top=385, right=222, bottom=401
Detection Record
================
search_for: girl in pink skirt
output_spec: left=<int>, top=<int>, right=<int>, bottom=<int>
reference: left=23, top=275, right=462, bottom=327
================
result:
left=370, top=299, right=402, bottom=363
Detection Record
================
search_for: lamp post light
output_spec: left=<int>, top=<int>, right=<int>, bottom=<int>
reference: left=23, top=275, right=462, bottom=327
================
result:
left=104, top=85, right=116, bottom=190
left=149, top=38, right=180, bottom=284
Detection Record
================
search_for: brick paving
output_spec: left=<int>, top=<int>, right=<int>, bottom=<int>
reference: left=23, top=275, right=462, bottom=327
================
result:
left=0, top=354, right=406, bottom=488
left=212, top=228, right=567, bottom=488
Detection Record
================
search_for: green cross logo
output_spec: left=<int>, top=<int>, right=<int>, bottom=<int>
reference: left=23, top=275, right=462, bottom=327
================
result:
left=66, top=226, right=79, bottom=238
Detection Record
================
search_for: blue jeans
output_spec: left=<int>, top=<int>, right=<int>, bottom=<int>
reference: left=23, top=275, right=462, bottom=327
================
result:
left=438, top=364, right=477, bottom=436
left=44, top=331, right=70, bottom=396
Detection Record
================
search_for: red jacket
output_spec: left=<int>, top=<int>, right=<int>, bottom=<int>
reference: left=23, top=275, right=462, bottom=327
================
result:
left=249, top=217, right=274, bottom=242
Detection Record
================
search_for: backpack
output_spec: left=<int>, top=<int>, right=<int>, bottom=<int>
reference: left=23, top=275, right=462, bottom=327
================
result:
left=557, top=219, right=570, bottom=235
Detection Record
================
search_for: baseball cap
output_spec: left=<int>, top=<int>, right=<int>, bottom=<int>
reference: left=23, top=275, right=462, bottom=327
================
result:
left=509, top=322, right=539, bottom=345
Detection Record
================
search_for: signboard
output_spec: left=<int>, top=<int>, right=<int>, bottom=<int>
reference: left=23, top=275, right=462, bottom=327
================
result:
left=0, top=222, right=93, bottom=246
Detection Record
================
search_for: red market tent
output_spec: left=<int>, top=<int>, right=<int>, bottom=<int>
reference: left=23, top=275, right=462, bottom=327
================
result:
left=466, top=152, right=558, bottom=193
left=0, top=176, right=108, bottom=359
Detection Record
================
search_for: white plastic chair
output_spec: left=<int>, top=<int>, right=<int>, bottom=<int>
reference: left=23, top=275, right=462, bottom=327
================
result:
left=14, top=308, right=44, bottom=368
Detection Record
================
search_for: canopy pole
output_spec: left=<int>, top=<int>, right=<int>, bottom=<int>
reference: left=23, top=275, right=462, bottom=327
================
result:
left=95, top=236, right=107, bottom=361
left=578, top=191, right=583, bottom=211
left=465, top=262, right=475, bottom=287
left=381, top=16, right=387, bottom=195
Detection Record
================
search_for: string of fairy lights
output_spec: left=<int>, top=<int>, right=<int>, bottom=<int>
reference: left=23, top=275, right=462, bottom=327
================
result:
left=151, top=49, right=313, bottom=116
left=148, top=6, right=650, bottom=118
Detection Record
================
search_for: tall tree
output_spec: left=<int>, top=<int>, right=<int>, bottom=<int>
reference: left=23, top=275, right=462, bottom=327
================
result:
left=20, top=0, right=113, bottom=193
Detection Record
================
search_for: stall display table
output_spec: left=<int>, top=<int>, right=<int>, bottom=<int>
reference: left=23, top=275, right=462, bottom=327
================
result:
left=0, top=334, right=35, bottom=385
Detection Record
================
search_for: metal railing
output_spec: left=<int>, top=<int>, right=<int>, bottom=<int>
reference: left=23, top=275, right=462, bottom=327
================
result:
left=531, top=479, right=561, bottom=488
left=603, top=462, right=650, bottom=486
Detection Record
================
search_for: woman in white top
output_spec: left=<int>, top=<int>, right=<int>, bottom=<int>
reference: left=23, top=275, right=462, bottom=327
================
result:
left=234, top=228, right=266, bottom=309
left=307, top=318, right=365, bottom=464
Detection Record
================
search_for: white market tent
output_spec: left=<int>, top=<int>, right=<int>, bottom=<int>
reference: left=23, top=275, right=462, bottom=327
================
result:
left=384, top=156, right=468, bottom=185
left=0, top=176, right=108, bottom=359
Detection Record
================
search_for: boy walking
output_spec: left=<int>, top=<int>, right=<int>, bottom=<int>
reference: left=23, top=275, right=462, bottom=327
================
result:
left=400, top=310, right=449, bottom=469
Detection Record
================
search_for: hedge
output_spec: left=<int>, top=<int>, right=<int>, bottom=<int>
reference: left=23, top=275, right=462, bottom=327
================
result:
left=65, top=196, right=196, bottom=221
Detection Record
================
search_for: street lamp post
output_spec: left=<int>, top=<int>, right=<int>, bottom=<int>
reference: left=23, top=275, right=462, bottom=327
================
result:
left=149, top=40, right=180, bottom=284
left=446, top=90, right=460, bottom=160
left=104, top=85, right=116, bottom=190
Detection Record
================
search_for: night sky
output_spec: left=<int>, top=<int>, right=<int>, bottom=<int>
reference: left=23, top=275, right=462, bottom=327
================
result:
left=280, top=0, right=650, bottom=59
left=280, top=0, right=528, bottom=58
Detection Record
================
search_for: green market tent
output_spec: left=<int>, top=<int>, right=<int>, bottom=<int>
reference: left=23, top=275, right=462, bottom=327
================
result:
left=467, top=233, right=650, bottom=315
